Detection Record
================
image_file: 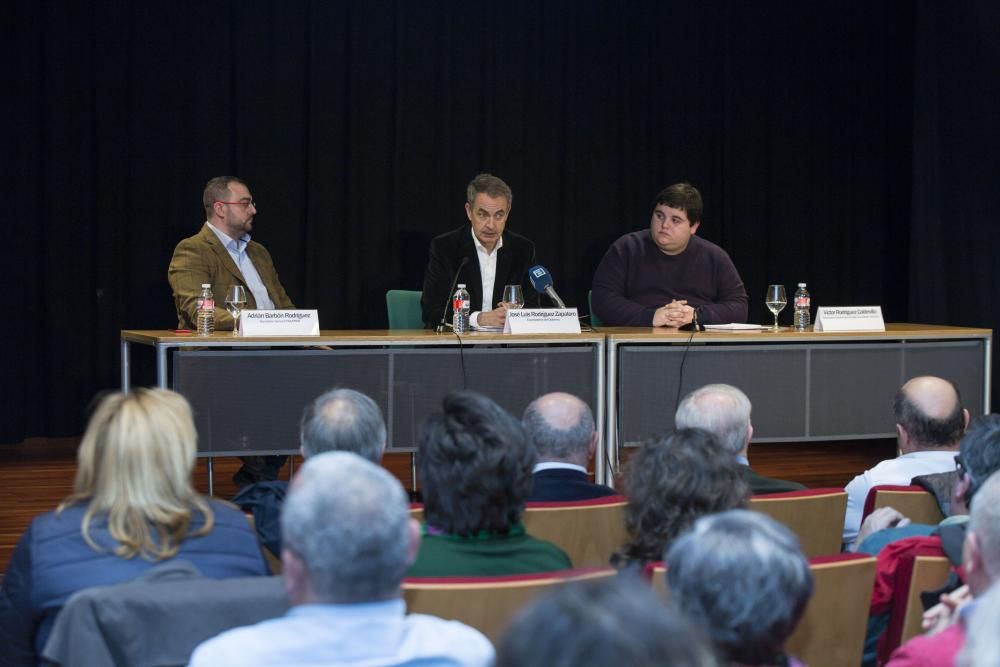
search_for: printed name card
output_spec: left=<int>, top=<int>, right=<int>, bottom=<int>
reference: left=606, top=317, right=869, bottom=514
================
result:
left=239, top=310, right=320, bottom=336
left=814, top=306, right=885, bottom=332
left=504, top=308, right=581, bottom=334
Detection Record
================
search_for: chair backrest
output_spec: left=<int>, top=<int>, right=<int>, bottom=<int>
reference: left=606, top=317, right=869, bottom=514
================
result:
left=522, top=495, right=628, bottom=567
left=862, top=485, right=945, bottom=526
left=748, top=488, right=848, bottom=557
left=403, top=567, right=616, bottom=641
left=42, top=565, right=288, bottom=667
left=587, top=290, right=603, bottom=328
left=409, top=503, right=424, bottom=523
left=899, top=555, right=952, bottom=645
left=386, top=290, right=424, bottom=329
left=785, top=553, right=877, bottom=667
left=646, top=553, right=876, bottom=667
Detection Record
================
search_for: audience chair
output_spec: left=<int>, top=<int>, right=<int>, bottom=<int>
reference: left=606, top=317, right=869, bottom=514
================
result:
left=386, top=290, right=424, bottom=329
left=403, top=567, right=616, bottom=642
left=409, top=503, right=424, bottom=523
left=898, top=555, right=952, bottom=645
left=862, top=485, right=945, bottom=526
left=785, top=553, right=877, bottom=667
left=522, top=495, right=628, bottom=567
left=42, top=562, right=287, bottom=667
left=748, top=488, right=848, bottom=557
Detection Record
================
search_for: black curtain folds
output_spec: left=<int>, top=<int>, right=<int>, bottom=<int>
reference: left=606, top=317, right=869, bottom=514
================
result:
left=5, top=0, right=998, bottom=444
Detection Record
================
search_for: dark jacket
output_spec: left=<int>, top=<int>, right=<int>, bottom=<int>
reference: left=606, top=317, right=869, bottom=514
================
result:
left=0, top=499, right=268, bottom=666
left=743, top=466, right=807, bottom=495
left=528, top=468, right=618, bottom=502
left=420, top=225, right=538, bottom=328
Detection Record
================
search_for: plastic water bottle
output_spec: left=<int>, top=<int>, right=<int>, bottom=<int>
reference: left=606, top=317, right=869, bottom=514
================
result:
left=196, top=283, right=215, bottom=336
left=452, top=284, right=471, bottom=333
left=793, top=283, right=810, bottom=331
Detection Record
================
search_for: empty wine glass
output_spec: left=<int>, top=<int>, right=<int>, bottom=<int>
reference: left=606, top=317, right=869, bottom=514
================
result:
left=765, top=284, right=787, bottom=331
left=225, top=285, right=247, bottom=335
left=502, top=284, right=525, bottom=309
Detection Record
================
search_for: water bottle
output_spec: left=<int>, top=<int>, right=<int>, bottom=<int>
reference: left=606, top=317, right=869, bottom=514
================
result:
left=196, top=283, right=215, bottom=336
left=452, top=284, right=471, bottom=333
left=793, top=283, right=810, bottom=331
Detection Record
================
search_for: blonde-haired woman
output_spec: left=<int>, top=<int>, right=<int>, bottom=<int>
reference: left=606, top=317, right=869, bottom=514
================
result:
left=0, top=388, right=268, bottom=664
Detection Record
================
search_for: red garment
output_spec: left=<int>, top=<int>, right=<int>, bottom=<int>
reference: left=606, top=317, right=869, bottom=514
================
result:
left=884, top=623, right=965, bottom=667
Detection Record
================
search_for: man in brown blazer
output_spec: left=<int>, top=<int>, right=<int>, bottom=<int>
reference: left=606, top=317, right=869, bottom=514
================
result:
left=168, top=176, right=295, bottom=331
left=168, top=176, right=296, bottom=485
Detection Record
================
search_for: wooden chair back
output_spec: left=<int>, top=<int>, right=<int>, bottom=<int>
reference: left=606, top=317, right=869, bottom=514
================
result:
left=748, top=488, right=848, bottom=557
left=403, top=567, right=616, bottom=641
left=900, top=555, right=953, bottom=645
left=863, top=485, right=945, bottom=526
left=522, top=496, right=628, bottom=567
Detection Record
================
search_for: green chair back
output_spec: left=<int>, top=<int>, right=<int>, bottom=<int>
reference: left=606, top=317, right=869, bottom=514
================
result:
left=588, top=290, right=603, bottom=328
left=386, top=290, right=424, bottom=329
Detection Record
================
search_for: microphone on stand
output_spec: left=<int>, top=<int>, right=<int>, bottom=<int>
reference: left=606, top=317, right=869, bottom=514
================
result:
left=436, top=257, right=470, bottom=333
left=527, top=265, right=566, bottom=308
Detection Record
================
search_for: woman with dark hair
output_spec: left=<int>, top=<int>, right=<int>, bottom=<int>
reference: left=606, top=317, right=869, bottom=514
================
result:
left=0, top=389, right=268, bottom=664
left=612, top=428, right=748, bottom=571
left=408, top=390, right=571, bottom=576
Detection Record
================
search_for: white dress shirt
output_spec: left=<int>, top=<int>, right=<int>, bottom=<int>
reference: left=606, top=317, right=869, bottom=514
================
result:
left=469, top=228, right=503, bottom=328
left=206, top=223, right=275, bottom=310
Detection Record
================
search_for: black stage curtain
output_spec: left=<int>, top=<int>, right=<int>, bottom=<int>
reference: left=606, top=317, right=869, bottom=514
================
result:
left=5, top=1, right=998, bottom=444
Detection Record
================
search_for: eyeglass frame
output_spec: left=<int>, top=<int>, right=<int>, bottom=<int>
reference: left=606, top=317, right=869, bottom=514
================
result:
left=214, top=198, right=257, bottom=209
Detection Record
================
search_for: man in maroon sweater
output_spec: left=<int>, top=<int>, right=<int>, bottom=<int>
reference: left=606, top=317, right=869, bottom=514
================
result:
left=591, top=183, right=748, bottom=327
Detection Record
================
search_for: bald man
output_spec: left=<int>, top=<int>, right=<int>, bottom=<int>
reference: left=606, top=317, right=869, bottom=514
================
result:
left=842, top=376, right=970, bottom=544
left=522, top=393, right=617, bottom=502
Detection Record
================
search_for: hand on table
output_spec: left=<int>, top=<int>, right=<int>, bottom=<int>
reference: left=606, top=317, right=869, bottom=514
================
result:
left=477, top=306, right=508, bottom=328
left=653, top=300, right=695, bottom=328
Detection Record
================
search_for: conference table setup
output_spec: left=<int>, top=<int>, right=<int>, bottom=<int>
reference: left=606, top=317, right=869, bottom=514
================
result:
left=120, top=323, right=991, bottom=494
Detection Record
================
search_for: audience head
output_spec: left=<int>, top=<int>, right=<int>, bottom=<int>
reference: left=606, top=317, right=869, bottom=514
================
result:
left=66, top=388, right=211, bottom=559
left=964, top=469, right=1000, bottom=595
left=667, top=509, right=814, bottom=666
left=281, top=451, right=415, bottom=605
left=675, top=384, right=753, bottom=457
left=496, top=576, right=719, bottom=667
left=957, top=579, right=1000, bottom=667
left=894, top=376, right=968, bottom=451
left=955, top=414, right=1000, bottom=512
left=418, top=390, right=533, bottom=537
left=616, top=429, right=748, bottom=566
left=299, top=387, right=386, bottom=461
left=522, top=392, right=596, bottom=467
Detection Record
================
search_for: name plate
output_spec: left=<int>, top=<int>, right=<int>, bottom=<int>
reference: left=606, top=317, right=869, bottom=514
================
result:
left=814, top=306, right=885, bottom=332
left=240, top=310, right=320, bottom=336
left=504, top=308, right=581, bottom=334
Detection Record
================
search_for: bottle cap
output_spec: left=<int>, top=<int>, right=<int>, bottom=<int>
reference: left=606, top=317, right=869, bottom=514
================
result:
left=201, top=283, right=211, bottom=288
left=457, top=284, right=466, bottom=288
left=798, top=282, right=806, bottom=287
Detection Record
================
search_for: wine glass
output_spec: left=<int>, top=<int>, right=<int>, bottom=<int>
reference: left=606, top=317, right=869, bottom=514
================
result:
left=765, top=284, right=787, bottom=331
left=224, top=285, right=247, bottom=335
left=502, top=284, right=525, bottom=309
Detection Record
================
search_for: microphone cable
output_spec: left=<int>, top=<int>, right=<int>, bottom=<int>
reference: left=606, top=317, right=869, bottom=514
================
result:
left=673, top=308, right=702, bottom=414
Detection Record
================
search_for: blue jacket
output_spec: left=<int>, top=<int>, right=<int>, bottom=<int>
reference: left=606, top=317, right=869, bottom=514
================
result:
left=0, top=498, right=268, bottom=666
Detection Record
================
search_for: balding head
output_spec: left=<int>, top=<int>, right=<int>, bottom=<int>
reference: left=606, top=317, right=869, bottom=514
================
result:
left=675, top=384, right=753, bottom=458
left=522, top=392, right=596, bottom=466
left=894, top=376, right=968, bottom=452
left=299, top=388, right=387, bottom=461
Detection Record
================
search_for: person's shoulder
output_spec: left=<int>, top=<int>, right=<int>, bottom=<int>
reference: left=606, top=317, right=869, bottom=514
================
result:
left=687, top=234, right=730, bottom=257
left=886, top=621, right=964, bottom=665
left=189, top=619, right=285, bottom=667
left=404, top=613, right=495, bottom=663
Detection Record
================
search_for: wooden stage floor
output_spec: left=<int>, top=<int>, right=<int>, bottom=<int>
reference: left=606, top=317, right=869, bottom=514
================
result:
left=0, top=436, right=894, bottom=575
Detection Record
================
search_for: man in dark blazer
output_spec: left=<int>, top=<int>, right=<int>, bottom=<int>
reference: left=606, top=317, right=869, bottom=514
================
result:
left=168, top=176, right=295, bottom=485
left=675, top=384, right=806, bottom=495
left=168, top=176, right=295, bottom=331
left=523, top=392, right=617, bottom=502
left=420, top=173, right=537, bottom=329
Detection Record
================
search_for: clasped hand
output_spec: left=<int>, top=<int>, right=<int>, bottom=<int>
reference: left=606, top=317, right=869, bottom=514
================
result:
left=653, top=300, right=695, bottom=328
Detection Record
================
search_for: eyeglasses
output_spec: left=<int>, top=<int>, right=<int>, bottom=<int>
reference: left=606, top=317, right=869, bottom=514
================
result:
left=214, top=199, right=256, bottom=209
left=955, top=455, right=966, bottom=476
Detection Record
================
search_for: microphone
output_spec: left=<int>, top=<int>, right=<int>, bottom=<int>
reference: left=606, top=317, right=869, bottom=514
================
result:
left=436, top=257, right=469, bottom=333
left=528, top=265, right=566, bottom=308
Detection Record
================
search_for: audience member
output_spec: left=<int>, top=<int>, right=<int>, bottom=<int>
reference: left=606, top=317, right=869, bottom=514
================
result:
left=0, top=389, right=268, bottom=665
left=667, top=509, right=814, bottom=667
left=522, top=392, right=616, bottom=501
left=190, top=452, right=493, bottom=666
left=675, top=383, right=806, bottom=494
left=884, top=468, right=1000, bottom=666
left=957, top=580, right=1000, bottom=667
left=843, top=376, right=968, bottom=545
left=496, top=576, right=719, bottom=667
left=408, top=390, right=571, bottom=575
left=611, top=429, right=747, bottom=572
left=233, top=387, right=386, bottom=554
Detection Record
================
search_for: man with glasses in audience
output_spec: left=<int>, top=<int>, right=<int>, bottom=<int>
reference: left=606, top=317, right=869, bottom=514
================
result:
left=168, top=176, right=296, bottom=486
